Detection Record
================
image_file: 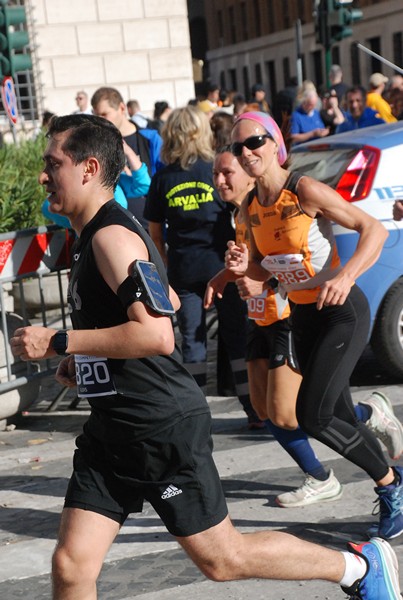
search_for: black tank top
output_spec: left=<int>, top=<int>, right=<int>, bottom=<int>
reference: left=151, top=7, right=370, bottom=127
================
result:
left=68, top=200, right=208, bottom=443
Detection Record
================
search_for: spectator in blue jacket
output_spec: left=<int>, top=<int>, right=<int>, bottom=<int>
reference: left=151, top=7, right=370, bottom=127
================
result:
left=290, top=89, right=330, bottom=145
left=91, top=87, right=163, bottom=175
left=336, top=86, right=385, bottom=133
left=118, top=139, right=151, bottom=200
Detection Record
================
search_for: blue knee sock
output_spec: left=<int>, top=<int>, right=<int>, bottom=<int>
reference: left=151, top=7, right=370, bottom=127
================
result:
left=266, top=421, right=329, bottom=480
left=354, top=403, right=371, bottom=423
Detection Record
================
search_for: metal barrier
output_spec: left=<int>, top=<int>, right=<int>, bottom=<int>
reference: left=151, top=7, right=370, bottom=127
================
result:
left=0, top=225, right=74, bottom=421
left=0, top=226, right=223, bottom=421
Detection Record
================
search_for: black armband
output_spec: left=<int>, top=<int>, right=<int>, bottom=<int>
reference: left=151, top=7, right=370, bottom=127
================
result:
left=117, top=276, right=144, bottom=310
left=117, top=260, right=175, bottom=316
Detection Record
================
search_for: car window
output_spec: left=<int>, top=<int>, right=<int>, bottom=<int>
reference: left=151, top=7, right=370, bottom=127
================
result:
left=289, top=148, right=357, bottom=188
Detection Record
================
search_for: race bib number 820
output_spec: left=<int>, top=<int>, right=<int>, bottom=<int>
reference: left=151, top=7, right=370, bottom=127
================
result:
left=75, top=354, right=116, bottom=398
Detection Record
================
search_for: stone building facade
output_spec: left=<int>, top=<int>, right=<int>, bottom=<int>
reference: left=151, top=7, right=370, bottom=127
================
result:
left=203, top=0, right=403, bottom=104
left=29, top=0, right=195, bottom=118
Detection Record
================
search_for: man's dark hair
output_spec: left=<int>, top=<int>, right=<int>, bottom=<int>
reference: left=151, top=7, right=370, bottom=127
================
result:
left=46, top=114, right=125, bottom=190
left=207, top=82, right=219, bottom=93
left=154, top=101, right=169, bottom=120
left=251, top=83, right=265, bottom=95
left=233, top=93, right=245, bottom=104
left=346, top=85, right=367, bottom=101
left=214, top=143, right=232, bottom=155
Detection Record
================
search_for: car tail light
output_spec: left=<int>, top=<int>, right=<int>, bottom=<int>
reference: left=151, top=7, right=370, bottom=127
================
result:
left=336, top=146, right=380, bottom=202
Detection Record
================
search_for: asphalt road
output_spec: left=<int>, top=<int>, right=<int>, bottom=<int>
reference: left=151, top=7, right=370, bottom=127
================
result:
left=0, top=347, right=402, bottom=599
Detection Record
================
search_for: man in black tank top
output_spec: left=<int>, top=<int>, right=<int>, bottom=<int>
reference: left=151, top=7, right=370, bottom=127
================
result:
left=10, top=115, right=400, bottom=600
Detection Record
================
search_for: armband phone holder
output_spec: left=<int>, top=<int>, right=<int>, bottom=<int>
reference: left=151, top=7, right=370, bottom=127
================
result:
left=131, top=260, right=175, bottom=315
left=117, top=260, right=175, bottom=315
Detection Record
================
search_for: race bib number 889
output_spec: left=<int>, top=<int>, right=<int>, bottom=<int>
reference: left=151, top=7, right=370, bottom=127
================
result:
left=261, top=253, right=310, bottom=285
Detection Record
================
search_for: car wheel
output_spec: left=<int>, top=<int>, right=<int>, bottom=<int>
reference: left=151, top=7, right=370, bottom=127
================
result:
left=371, top=278, right=403, bottom=380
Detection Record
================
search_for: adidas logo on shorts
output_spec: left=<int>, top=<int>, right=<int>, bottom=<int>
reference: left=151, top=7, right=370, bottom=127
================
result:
left=161, top=484, right=183, bottom=499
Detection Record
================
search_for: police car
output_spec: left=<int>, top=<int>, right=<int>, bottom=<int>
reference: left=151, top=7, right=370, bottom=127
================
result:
left=290, top=121, right=403, bottom=379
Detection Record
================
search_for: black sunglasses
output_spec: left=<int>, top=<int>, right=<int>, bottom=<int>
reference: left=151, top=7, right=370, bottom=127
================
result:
left=231, top=134, right=272, bottom=156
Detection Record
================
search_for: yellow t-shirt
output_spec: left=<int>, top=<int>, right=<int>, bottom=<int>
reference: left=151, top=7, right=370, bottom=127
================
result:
left=366, top=92, right=396, bottom=123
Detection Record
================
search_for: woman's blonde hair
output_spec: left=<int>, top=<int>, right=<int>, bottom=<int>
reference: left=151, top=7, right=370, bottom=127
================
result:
left=161, top=106, right=214, bottom=169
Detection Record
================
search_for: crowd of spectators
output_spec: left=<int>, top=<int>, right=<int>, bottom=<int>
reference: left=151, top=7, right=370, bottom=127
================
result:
left=177, top=66, right=400, bottom=151
left=40, top=65, right=401, bottom=153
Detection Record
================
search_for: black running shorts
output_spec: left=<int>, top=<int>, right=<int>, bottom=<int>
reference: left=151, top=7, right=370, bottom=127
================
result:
left=64, top=412, right=228, bottom=537
left=245, top=317, right=298, bottom=370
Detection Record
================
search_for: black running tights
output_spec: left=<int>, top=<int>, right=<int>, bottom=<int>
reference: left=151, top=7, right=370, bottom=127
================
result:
left=291, top=284, right=389, bottom=483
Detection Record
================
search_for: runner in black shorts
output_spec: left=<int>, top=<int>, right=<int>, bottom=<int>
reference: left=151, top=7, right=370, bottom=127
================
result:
left=246, top=317, right=294, bottom=367
left=65, top=413, right=227, bottom=536
left=11, top=114, right=400, bottom=600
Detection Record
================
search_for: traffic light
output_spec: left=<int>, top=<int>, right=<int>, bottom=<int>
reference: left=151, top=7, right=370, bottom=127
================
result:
left=313, top=1, right=328, bottom=47
left=0, top=1, right=32, bottom=78
left=314, top=0, right=363, bottom=49
left=328, top=0, right=363, bottom=45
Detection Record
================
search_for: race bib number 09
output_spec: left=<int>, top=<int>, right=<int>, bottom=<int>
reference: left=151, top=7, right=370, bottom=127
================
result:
left=75, top=354, right=116, bottom=398
left=247, top=291, right=267, bottom=320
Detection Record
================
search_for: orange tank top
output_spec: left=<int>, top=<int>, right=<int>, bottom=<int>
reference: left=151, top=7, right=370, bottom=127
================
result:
left=247, top=172, right=342, bottom=304
left=235, top=210, right=290, bottom=327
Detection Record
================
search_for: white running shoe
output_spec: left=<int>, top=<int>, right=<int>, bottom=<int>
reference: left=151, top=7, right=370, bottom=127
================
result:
left=275, top=469, right=343, bottom=508
left=361, top=392, right=403, bottom=460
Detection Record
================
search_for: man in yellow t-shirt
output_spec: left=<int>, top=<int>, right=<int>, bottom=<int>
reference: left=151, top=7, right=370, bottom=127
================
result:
left=367, top=72, right=397, bottom=123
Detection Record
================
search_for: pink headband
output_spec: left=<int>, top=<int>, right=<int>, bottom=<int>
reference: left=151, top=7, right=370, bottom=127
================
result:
left=235, top=111, right=287, bottom=166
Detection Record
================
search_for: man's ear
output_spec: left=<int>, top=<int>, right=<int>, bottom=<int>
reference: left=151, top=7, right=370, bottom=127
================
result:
left=83, top=157, right=99, bottom=180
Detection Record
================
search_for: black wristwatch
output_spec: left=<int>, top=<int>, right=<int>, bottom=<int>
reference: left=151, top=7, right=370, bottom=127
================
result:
left=52, top=330, right=69, bottom=355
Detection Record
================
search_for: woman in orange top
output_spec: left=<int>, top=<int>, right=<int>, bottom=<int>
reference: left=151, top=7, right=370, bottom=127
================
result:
left=226, top=111, right=403, bottom=539
left=206, top=147, right=342, bottom=507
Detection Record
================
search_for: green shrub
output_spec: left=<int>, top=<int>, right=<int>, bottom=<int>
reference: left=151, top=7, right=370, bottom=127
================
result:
left=0, top=134, right=48, bottom=233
